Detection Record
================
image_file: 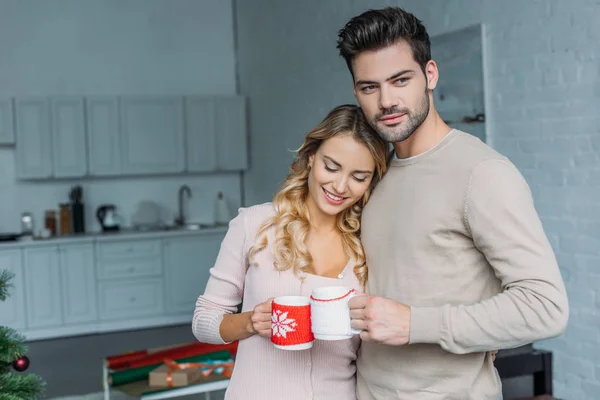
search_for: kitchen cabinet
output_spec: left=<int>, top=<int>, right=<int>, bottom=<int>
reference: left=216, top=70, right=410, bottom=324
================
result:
left=185, top=96, right=217, bottom=172
left=98, top=278, right=164, bottom=321
left=23, top=243, right=97, bottom=329
left=15, top=98, right=52, bottom=179
left=0, top=98, right=15, bottom=145
left=163, top=233, right=225, bottom=314
left=23, top=247, right=62, bottom=329
left=86, top=96, right=121, bottom=176
left=60, top=244, right=97, bottom=324
left=96, top=239, right=162, bottom=280
left=15, top=97, right=87, bottom=179
left=51, top=96, right=87, bottom=178
left=185, top=95, right=248, bottom=172
left=3, top=229, right=226, bottom=341
left=13, top=93, right=247, bottom=180
left=214, top=95, right=248, bottom=171
left=120, top=96, right=185, bottom=175
left=0, top=249, right=26, bottom=329
left=96, top=238, right=164, bottom=321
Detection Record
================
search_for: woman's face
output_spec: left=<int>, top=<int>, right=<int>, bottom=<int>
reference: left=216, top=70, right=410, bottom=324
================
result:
left=307, top=134, right=376, bottom=217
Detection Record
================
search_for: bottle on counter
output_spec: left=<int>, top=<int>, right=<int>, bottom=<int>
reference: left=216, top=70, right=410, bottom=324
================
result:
left=214, top=192, right=231, bottom=225
left=59, top=203, right=72, bottom=236
left=44, top=210, right=57, bottom=237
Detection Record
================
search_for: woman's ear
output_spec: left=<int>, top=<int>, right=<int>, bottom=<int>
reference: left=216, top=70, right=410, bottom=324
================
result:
left=308, top=154, right=314, bottom=169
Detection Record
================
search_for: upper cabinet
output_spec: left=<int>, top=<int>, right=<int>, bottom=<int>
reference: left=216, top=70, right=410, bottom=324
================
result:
left=185, top=96, right=217, bottom=172
left=185, top=95, right=248, bottom=172
left=120, top=96, right=185, bottom=175
left=15, top=96, right=87, bottom=179
left=15, top=98, right=53, bottom=179
left=0, top=98, right=15, bottom=145
left=51, top=97, right=88, bottom=178
left=86, top=96, right=121, bottom=176
left=13, top=93, right=248, bottom=180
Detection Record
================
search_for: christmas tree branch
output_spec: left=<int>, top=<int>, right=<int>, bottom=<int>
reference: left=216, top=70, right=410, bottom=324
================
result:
left=0, top=372, right=45, bottom=400
left=0, top=327, right=27, bottom=366
left=0, top=269, right=14, bottom=301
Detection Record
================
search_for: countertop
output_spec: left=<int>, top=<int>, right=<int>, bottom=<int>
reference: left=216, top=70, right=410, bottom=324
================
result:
left=0, top=225, right=229, bottom=249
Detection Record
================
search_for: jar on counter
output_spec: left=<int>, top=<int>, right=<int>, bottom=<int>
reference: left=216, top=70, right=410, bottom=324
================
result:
left=59, top=203, right=72, bottom=236
left=44, top=210, right=57, bottom=237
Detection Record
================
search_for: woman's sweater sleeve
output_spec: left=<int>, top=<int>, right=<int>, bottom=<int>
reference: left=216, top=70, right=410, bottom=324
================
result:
left=192, top=208, right=250, bottom=344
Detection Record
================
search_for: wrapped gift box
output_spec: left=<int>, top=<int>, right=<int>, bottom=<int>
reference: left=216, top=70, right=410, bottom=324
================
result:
left=149, top=363, right=204, bottom=387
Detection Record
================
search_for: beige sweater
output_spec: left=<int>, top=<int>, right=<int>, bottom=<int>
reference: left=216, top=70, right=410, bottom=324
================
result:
left=357, top=130, right=569, bottom=400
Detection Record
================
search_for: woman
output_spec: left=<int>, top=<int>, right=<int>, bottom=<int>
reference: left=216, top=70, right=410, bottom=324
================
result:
left=192, top=104, right=389, bottom=400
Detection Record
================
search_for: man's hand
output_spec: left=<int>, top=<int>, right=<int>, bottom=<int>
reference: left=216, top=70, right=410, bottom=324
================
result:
left=349, top=294, right=411, bottom=345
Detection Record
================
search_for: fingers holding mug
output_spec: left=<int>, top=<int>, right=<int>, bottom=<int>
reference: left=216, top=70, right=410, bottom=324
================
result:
left=251, top=297, right=273, bottom=338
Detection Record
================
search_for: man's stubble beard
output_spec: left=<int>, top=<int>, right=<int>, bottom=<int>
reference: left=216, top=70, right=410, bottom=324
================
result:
left=369, top=89, right=430, bottom=143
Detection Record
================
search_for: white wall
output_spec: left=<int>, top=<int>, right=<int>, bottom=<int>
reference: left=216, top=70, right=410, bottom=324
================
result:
left=236, top=1, right=600, bottom=398
left=0, top=0, right=240, bottom=233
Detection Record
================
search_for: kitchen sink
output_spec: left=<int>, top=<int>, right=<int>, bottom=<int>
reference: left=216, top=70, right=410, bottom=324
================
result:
left=167, top=223, right=219, bottom=231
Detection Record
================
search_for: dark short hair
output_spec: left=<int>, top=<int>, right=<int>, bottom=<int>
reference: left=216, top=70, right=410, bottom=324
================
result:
left=336, top=7, right=431, bottom=77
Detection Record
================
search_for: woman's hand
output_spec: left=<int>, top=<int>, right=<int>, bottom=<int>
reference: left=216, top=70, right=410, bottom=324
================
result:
left=248, top=298, right=274, bottom=338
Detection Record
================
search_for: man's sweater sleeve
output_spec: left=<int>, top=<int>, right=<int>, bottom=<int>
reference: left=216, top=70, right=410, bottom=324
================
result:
left=409, top=158, right=569, bottom=353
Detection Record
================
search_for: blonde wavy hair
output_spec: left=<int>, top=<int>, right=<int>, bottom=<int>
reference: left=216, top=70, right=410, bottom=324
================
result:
left=248, top=104, right=389, bottom=288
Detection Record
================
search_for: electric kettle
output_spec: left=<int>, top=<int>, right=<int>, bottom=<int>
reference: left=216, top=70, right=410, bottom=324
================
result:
left=96, top=204, right=121, bottom=232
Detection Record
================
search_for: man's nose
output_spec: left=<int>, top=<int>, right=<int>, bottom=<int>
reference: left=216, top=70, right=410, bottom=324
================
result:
left=379, top=86, right=398, bottom=110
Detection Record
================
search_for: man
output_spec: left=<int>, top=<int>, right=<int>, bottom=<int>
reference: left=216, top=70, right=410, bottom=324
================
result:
left=338, top=7, right=569, bottom=400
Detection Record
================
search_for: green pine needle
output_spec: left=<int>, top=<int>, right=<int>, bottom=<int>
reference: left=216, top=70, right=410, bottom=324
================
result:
left=0, top=327, right=27, bottom=365
left=0, top=269, right=45, bottom=399
left=0, top=371, right=45, bottom=400
left=0, top=269, right=14, bottom=302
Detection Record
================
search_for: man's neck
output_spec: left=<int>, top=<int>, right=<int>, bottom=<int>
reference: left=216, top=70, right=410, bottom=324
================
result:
left=393, top=111, right=451, bottom=159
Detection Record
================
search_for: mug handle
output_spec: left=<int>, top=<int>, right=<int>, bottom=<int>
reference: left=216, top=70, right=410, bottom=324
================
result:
left=348, top=291, right=363, bottom=335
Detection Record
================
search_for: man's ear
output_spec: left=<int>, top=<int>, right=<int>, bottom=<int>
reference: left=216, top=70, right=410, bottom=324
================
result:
left=425, top=60, right=439, bottom=91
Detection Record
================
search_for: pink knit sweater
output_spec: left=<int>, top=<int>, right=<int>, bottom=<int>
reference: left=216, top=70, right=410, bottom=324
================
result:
left=193, top=203, right=361, bottom=400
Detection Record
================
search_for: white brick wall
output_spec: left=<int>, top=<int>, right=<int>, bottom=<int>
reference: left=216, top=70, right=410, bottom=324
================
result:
left=236, top=1, right=600, bottom=398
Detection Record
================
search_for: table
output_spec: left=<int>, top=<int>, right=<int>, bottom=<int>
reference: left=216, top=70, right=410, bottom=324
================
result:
left=495, top=349, right=553, bottom=396
left=102, top=362, right=229, bottom=400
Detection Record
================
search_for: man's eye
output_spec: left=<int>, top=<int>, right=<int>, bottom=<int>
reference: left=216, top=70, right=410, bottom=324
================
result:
left=395, top=78, right=409, bottom=85
left=361, top=86, right=376, bottom=93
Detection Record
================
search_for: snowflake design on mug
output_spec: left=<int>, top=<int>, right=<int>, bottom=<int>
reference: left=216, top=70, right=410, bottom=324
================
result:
left=272, top=310, right=298, bottom=338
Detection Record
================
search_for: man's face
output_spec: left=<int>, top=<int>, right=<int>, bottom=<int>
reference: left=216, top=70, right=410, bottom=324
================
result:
left=352, top=41, right=435, bottom=143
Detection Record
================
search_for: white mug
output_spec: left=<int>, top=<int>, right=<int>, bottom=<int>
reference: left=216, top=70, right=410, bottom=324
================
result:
left=310, top=286, right=362, bottom=340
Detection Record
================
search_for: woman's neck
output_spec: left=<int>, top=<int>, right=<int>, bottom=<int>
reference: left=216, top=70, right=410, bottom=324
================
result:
left=306, top=196, right=338, bottom=234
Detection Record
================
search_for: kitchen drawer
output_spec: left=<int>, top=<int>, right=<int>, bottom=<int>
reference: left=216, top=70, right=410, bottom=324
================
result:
left=97, top=257, right=162, bottom=280
left=98, top=278, right=164, bottom=320
left=96, top=239, right=161, bottom=262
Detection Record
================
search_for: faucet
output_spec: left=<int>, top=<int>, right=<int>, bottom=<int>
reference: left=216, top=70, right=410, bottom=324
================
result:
left=175, top=185, right=192, bottom=226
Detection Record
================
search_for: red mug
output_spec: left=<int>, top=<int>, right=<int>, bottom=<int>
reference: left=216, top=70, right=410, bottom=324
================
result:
left=271, top=296, right=314, bottom=350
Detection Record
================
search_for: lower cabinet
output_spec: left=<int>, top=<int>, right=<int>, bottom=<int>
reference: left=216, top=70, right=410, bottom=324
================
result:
left=0, top=249, right=26, bottom=329
left=24, top=246, right=62, bottom=329
left=98, top=278, right=164, bottom=320
left=0, top=231, right=226, bottom=340
left=163, top=233, right=225, bottom=314
left=60, top=244, right=97, bottom=324
left=23, top=243, right=96, bottom=329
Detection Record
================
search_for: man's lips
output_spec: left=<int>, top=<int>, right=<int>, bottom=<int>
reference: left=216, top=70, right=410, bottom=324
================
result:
left=379, top=113, right=406, bottom=125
